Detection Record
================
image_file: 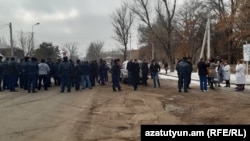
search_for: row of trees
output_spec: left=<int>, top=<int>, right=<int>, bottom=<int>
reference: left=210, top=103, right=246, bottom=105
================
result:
left=2, top=30, right=122, bottom=63
left=111, top=0, right=250, bottom=71
left=0, top=30, right=80, bottom=61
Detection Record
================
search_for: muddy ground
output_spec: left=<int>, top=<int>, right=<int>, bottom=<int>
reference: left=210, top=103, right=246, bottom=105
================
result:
left=0, top=76, right=249, bottom=141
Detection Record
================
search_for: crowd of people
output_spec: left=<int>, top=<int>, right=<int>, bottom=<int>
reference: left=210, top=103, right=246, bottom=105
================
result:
left=0, top=55, right=165, bottom=94
left=176, top=56, right=248, bottom=93
left=0, top=56, right=111, bottom=93
left=125, top=59, right=161, bottom=91
left=0, top=55, right=247, bottom=94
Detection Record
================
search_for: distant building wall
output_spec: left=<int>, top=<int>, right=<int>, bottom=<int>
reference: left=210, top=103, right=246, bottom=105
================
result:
left=0, top=43, right=24, bottom=59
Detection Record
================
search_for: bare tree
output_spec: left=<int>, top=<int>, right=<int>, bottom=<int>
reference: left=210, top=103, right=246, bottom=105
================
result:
left=17, top=30, right=33, bottom=57
left=85, top=41, right=104, bottom=61
left=131, top=0, right=177, bottom=72
left=62, top=42, right=79, bottom=61
left=206, top=0, right=241, bottom=63
left=175, top=0, right=208, bottom=64
left=111, top=2, right=134, bottom=61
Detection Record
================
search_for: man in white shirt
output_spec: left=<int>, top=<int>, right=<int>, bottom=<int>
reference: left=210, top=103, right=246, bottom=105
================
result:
left=38, top=59, right=50, bottom=90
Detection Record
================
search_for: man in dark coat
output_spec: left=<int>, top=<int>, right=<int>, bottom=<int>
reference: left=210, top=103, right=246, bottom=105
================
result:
left=90, top=60, right=98, bottom=87
left=27, top=57, right=39, bottom=93
left=187, top=57, right=193, bottom=89
left=131, top=59, right=140, bottom=91
left=69, top=59, right=75, bottom=87
left=176, top=57, right=190, bottom=93
left=150, top=60, right=161, bottom=88
left=141, top=59, right=149, bottom=86
left=98, top=60, right=106, bottom=86
left=112, top=59, right=121, bottom=92
left=46, top=58, right=53, bottom=87
left=53, top=59, right=61, bottom=86
left=6, top=57, right=19, bottom=92
left=126, top=59, right=133, bottom=85
left=197, top=58, right=208, bottom=92
left=19, top=57, right=30, bottom=90
left=3, top=57, right=10, bottom=90
left=59, top=57, right=73, bottom=93
left=74, top=59, right=83, bottom=91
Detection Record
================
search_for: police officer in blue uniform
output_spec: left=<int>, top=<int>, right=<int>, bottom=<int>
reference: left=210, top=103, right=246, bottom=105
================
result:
left=131, top=59, right=140, bottom=91
left=176, top=57, right=190, bottom=93
left=6, top=57, right=19, bottom=92
left=112, top=59, right=121, bottom=92
left=46, top=58, right=53, bottom=87
left=3, top=57, right=10, bottom=90
left=59, top=57, right=73, bottom=93
left=90, top=60, right=98, bottom=87
left=98, top=59, right=106, bottom=86
left=53, top=59, right=61, bottom=86
left=27, top=57, right=39, bottom=93
left=19, top=57, right=30, bottom=90
left=74, top=59, right=83, bottom=91
left=141, top=59, right=149, bottom=86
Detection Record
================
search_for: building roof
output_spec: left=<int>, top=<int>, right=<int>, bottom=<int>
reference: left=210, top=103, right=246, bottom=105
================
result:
left=0, top=43, right=21, bottom=50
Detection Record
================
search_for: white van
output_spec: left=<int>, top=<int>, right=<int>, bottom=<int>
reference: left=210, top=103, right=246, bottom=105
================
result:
left=120, top=60, right=143, bottom=84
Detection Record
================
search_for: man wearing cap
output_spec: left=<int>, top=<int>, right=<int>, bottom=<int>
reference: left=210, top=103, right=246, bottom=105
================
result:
left=20, top=57, right=30, bottom=90
left=59, top=57, right=73, bottom=93
left=3, top=57, right=10, bottom=90
left=6, top=57, right=19, bottom=92
left=27, top=57, right=39, bottom=93
left=176, top=57, right=190, bottom=93
left=74, top=59, right=83, bottom=91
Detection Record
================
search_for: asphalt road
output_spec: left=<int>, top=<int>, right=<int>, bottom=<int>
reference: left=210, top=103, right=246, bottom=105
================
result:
left=0, top=87, right=96, bottom=141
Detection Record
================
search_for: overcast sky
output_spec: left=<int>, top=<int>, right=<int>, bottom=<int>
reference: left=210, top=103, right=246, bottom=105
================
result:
left=0, top=0, right=131, bottom=57
left=0, top=0, right=183, bottom=58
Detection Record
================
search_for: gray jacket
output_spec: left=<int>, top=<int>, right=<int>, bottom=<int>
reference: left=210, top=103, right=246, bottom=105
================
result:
left=38, top=63, right=50, bottom=75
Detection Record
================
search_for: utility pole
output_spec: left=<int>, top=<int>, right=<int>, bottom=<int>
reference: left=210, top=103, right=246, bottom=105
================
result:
left=151, top=42, right=154, bottom=60
left=31, top=22, right=40, bottom=56
left=199, top=17, right=211, bottom=60
left=207, top=17, right=211, bottom=59
left=9, top=22, right=13, bottom=57
left=129, top=32, right=132, bottom=59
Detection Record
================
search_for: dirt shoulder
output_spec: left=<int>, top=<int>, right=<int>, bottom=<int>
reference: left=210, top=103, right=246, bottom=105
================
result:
left=71, top=78, right=250, bottom=141
left=0, top=78, right=249, bottom=141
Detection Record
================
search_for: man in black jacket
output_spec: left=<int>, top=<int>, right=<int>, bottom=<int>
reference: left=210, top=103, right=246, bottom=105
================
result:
left=126, top=59, right=133, bottom=85
left=197, top=58, right=208, bottom=92
left=112, top=59, right=121, bottom=92
left=141, top=59, right=149, bottom=86
left=187, top=57, right=193, bottom=89
left=6, top=57, right=19, bottom=92
left=150, top=60, right=161, bottom=88
left=74, top=59, right=83, bottom=91
left=59, top=57, right=73, bottom=93
left=131, top=59, right=140, bottom=91
left=27, top=57, right=39, bottom=93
